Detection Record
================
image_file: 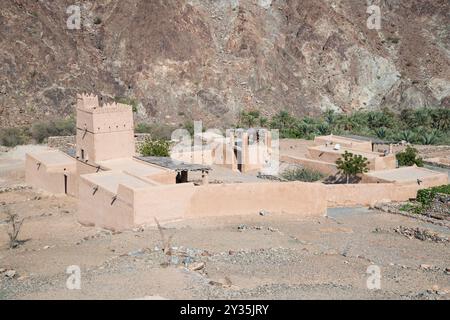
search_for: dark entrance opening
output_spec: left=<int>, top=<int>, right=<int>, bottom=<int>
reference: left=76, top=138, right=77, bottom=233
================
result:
left=64, top=175, right=68, bottom=194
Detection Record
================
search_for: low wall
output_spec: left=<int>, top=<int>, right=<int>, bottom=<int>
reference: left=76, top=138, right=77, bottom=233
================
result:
left=281, top=155, right=338, bottom=176
left=187, top=182, right=327, bottom=218
left=325, top=175, right=448, bottom=208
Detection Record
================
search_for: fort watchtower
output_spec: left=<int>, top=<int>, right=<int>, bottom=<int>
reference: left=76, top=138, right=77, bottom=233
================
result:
left=75, top=94, right=135, bottom=163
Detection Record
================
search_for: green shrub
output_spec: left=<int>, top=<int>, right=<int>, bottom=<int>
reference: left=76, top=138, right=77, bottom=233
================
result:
left=399, top=203, right=424, bottom=214
left=31, top=118, right=75, bottom=144
left=114, top=96, right=138, bottom=112
left=0, top=128, right=28, bottom=147
left=416, top=184, right=450, bottom=207
left=336, top=151, right=369, bottom=184
left=135, top=123, right=176, bottom=140
left=139, top=138, right=170, bottom=157
left=281, top=168, right=325, bottom=182
left=396, top=146, right=423, bottom=167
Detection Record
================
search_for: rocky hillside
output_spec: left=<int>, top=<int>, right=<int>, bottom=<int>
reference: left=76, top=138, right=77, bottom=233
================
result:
left=1, top=0, right=449, bottom=128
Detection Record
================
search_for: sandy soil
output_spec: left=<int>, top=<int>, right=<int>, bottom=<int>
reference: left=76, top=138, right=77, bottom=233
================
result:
left=0, top=144, right=449, bottom=300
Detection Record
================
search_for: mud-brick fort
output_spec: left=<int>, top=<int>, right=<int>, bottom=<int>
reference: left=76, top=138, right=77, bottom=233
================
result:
left=25, top=94, right=448, bottom=231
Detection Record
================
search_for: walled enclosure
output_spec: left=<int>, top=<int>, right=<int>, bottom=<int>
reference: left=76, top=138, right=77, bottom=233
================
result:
left=25, top=94, right=448, bottom=231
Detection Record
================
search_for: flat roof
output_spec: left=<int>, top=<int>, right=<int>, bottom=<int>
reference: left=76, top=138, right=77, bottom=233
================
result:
left=82, top=171, right=152, bottom=193
left=29, top=150, right=76, bottom=167
left=98, top=158, right=168, bottom=177
left=310, top=145, right=384, bottom=158
left=317, top=135, right=371, bottom=144
left=343, top=134, right=389, bottom=144
left=365, top=166, right=443, bottom=182
left=136, top=156, right=211, bottom=172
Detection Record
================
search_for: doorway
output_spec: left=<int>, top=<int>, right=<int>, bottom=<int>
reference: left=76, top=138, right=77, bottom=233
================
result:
left=64, top=174, right=68, bottom=194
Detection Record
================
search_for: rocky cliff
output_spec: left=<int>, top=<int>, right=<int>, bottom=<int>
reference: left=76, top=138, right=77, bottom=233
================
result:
left=1, top=0, right=449, bottom=128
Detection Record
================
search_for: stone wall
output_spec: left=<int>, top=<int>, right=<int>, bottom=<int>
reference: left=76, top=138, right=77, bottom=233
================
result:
left=48, top=134, right=152, bottom=154
left=47, top=136, right=75, bottom=154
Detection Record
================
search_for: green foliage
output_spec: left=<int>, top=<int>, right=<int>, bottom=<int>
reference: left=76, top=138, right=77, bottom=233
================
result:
left=31, top=118, right=76, bottom=144
left=374, top=127, right=387, bottom=139
left=420, top=130, right=439, bottom=145
left=399, top=203, right=424, bottom=215
left=182, top=121, right=195, bottom=137
left=0, top=128, right=29, bottom=147
left=231, top=107, right=449, bottom=144
left=336, top=151, right=369, bottom=184
left=281, top=168, right=325, bottom=182
left=397, top=130, right=415, bottom=143
left=139, top=138, right=170, bottom=157
left=135, top=122, right=176, bottom=140
left=396, top=146, right=423, bottom=167
left=114, top=96, right=139, bottom=112
left=239, top=110, right=261, bottom=127
left=416, top=184, right=450, bottom=207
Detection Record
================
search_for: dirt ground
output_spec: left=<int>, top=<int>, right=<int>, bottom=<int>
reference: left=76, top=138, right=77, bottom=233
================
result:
left=0, top=145, right=449, bottom=300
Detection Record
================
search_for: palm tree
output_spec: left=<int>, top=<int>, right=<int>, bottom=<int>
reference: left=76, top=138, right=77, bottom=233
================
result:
left=420, top=130, right=439, bottom=145
left=398, top=130, right=415, bottom=143
left=323, top=109, right=336, bottom=126
left=431, top=108, right=450, bottom=131
left=375, top=127, right=387, bottom=139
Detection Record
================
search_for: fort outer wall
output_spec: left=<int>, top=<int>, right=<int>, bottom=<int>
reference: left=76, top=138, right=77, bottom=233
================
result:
left=326, top=174, right=448, bottom=208
left=77, top=176, right=329, bottom=230
left=77, top=170, right=447, bottom=231
left=186, top=182, right=327, bottom=218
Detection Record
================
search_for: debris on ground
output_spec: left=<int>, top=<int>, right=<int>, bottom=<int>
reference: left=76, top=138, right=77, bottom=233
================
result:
left=4, top=270, right=17, bottom=278
left=374, top=226, right=449, bottom=243
left=237, top=224, right=279, bottom=232
left=394, top=226, right=449, bottom=243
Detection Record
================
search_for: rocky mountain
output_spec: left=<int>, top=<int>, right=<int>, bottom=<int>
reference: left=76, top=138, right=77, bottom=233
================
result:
left=1, top=0, right=449, bottom=128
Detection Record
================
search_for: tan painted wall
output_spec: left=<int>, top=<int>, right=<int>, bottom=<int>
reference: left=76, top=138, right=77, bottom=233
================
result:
left=281, top=155, right=339, bottom=176
left=187, top=182, right=327, bottom=218
left=78, top=176, right=134, bottom=230
left=326, top=173, right=448, bottom=208
left=133, top=183, right=196, bottom=225
left=76, top=129, right=135, bottom=163
left=25, top=154, right=77, bottom=196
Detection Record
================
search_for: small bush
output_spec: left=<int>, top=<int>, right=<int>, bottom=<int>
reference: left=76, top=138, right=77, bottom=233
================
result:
left=135, top=122, right=177, bottom=140
left=31, top=118, right=75, bottom=144
left=336, top=151, right=369, bottom=184
left=396, top=146, right=423, bottom=167
left=281, top=168, right=325, bottom=182
left=399, top=203, right=424, bottom=215
left=114, top=96, right=138, bottom=112
left=0, top=128, right=28, bottom=147
left=139, top=138, right=170, bottom=157
left=4, top=208, right=25, bottom=249
left=416, top=184, right=450, bottom=207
